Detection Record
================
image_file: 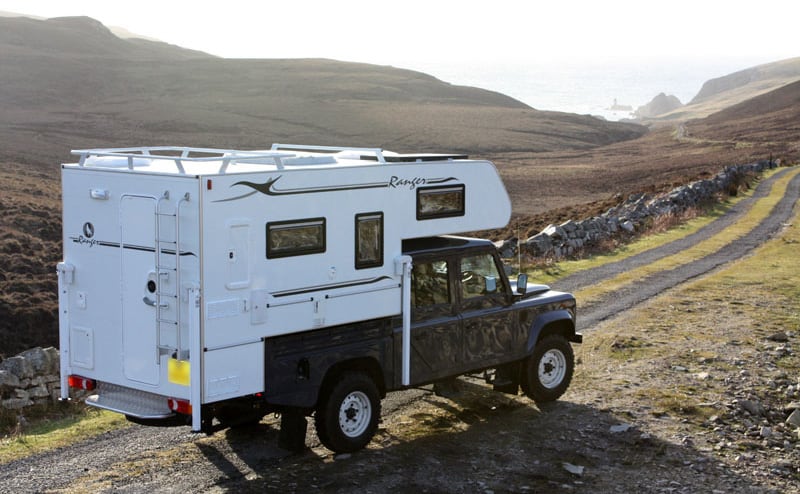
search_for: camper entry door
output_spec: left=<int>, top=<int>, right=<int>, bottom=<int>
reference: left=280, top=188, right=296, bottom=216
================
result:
left=120, top=195, right=161, bottom=386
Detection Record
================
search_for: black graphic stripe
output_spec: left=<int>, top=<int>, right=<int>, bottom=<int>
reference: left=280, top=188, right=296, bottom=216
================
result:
left=271, top=276, right=395, bottom=298
left=216, top=175, right=460, bottom=202
left=70, top=237, right=197, bottom=257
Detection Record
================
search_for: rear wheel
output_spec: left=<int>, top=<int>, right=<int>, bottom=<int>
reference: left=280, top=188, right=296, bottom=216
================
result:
left=315, top=372, right=381, bottom=453
left=522, top=334, right=574, bottom=403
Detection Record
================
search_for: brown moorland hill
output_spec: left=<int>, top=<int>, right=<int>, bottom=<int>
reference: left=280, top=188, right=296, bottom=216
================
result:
left=687, top=78, right=800, bottom=144
left=0, top=15, right=645, bottom=167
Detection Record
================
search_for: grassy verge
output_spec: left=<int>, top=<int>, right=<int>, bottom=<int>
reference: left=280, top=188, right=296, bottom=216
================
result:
left=575, top=179, right=800, bottom=425
left=0, top=408, right=129, bottom=464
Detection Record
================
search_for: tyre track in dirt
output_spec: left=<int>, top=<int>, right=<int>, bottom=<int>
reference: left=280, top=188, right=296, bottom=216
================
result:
left=1, top=168, right=798, bottom=493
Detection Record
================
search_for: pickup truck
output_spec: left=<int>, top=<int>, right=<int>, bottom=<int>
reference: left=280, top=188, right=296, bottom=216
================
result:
left=261, top=235, right=581, bottom=452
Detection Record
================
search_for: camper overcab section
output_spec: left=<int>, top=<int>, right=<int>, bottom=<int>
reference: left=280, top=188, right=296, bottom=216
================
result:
left=58, top=145, right=579, bottom=453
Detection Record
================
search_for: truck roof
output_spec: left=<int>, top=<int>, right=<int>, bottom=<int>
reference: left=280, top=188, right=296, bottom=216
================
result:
left=66, top=144, right=472, bottom=176
left=402, top=236, right=495, bottom=256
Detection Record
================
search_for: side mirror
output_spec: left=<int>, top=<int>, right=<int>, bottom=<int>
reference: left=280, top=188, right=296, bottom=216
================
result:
left=516, top=273, right=528, bottom=295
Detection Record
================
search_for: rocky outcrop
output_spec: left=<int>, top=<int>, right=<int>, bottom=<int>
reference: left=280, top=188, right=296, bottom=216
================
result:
left=496, top=160, right=778, bottom=260
left=0, top=346, right=62, bottom=411
left=635, top=92, right=683, bottom=118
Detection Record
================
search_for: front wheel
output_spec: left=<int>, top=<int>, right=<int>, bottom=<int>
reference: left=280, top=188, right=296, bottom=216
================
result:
left=315, top=372, right=381, bottom=453
left=522, top=334, right=574, bottom=403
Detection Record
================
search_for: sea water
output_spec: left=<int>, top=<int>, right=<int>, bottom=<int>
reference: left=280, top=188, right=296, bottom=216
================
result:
left=405, top=56, right=770, bottom=121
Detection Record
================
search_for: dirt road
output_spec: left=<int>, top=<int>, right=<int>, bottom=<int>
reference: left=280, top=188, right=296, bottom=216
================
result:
left=2, top=168, right=798, bottom=493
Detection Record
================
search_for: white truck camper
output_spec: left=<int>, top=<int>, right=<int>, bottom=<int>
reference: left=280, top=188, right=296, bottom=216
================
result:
left=57, top=144, right=516, bottom=443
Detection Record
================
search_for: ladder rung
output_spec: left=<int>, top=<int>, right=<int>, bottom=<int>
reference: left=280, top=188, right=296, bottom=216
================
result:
left=156, top=212, right=177, bottom=217
left=158, top=318, right=178, bottom=325
left=155, top=265, right=177, bottom=271
left=156, top=293, right=178, bottom=299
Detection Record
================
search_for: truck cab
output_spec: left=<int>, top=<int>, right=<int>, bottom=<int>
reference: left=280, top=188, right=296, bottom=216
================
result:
left=401, top=236, right=580, bottom=391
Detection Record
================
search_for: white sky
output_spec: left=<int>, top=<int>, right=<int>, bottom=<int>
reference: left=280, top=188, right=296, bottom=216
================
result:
left=1, top=0, right=798, bottom=66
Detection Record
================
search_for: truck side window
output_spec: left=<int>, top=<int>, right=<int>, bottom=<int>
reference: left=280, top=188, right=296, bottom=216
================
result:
left=459, top=253, right=505, bottom=300
left=411, top=260, right=450, bottom=308
left=355, top=212, right=383, bottom=269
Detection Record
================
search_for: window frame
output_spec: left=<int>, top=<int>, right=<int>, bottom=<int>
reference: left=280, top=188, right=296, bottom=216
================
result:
left=416, top=184, right=466, bottom=220
left=354, top=211, right=384, bottom=269
left=265, top=217, right=326, bottom=259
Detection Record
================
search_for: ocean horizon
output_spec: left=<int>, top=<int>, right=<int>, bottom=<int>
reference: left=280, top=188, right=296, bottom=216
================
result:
left=403, top=56, right=774, bottom=121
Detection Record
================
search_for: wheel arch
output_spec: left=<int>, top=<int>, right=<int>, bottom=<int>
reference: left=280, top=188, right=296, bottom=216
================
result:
left=525, top=309, right=579, bottom=355
left=317, top=357, right=387, bottom=407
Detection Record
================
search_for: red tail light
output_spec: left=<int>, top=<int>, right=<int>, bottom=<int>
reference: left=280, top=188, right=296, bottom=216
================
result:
left=167, top=398, right=192, bottom=415
left=68, top=375, right=96, bottom=391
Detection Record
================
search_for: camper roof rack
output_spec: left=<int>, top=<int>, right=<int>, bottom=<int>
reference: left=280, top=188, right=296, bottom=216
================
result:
left=271, top=144, right=468, bottom=163
left=72, top=145, right=469, bottom=174
left=72, top=147, right=297, bottom=173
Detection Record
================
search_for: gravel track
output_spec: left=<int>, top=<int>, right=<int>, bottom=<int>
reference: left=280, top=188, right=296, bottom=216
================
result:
left=1, top=167, right=798, bottom=493
left=553, top=167, right=800, bottom=330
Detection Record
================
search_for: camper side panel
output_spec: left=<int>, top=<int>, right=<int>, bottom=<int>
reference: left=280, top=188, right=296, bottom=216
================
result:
left=198, top=159, right=508, bottom=336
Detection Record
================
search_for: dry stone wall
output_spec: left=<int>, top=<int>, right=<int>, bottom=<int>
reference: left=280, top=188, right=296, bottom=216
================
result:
left=496, top=160, right=778, bottom=260
left=0, top=346, right=61, bottom=411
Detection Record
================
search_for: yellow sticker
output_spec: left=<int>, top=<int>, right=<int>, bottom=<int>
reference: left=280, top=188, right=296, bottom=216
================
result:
left=168, top=358, right=190, bottom=386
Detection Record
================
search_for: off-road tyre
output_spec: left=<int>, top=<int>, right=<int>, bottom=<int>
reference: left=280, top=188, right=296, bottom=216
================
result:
left=522, top=334, right=574, bottom=403
left=315, top=371, right=381, bottom=453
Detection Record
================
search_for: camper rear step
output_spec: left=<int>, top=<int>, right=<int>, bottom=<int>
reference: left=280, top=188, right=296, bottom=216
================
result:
left=86, top=382, right=174, bottom=419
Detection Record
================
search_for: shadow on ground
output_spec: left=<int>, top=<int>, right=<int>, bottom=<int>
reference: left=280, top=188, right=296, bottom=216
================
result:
left=193, top=379, right=768, bottom=493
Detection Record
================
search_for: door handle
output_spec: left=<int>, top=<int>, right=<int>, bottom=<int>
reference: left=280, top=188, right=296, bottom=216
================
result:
left=143, top=296, right=169, bottom=308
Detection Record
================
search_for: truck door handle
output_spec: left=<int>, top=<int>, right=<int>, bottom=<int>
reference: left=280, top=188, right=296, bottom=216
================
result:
left=142, top=296, right=169, bottom=308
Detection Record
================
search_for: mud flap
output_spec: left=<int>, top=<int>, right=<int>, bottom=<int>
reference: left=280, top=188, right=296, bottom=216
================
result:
left=278, top=409, right=308, bottom=452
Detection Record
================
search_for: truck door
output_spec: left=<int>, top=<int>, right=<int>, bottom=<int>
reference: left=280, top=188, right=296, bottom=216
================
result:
left=409, top=259, right=461, bottom=383
left=458, top=252, right=519, bottom=367
left=120, top=195, right=160, bottom=385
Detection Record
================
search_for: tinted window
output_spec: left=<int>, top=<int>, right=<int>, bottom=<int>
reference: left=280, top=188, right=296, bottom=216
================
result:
left=266, top=218, right=326, bottom=258
left=416, top=185, right=465, bottom=220
left=355, top=212, right=383, bottom=269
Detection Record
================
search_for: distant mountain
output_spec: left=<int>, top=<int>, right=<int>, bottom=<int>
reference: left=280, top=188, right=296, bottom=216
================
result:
left=652, top=57, right=800, bottom=121
left=0, top=15, right=645, bottom=166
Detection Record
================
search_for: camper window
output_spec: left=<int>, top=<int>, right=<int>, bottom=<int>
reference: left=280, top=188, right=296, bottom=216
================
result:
left=355, top=212, right=384, bottom=269
left=266, top=218, right=326, bottom=258
left=416, top=184, right=465, bottom=220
